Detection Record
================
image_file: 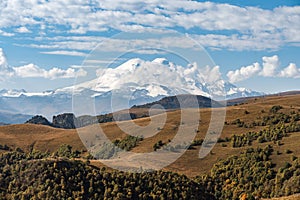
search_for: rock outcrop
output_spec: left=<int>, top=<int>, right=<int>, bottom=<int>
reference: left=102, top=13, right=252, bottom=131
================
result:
left=25, top=115, right=52, bottom=126
left=52, top=113, right=76, bottom=129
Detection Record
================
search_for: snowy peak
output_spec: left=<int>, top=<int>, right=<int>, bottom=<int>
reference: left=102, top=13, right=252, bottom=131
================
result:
left=118, top=58, right=143, bottom=70
left=78, top=57, right=211, bottom=98
left=224, top=82, right=263, bottom=98
left=65, top=57, right=263, bottom=100
left=0, top=89, right=53, bottom=98
left=152, top=58, right=170, bottom=65
left=0, top=89, right=27, bottom=97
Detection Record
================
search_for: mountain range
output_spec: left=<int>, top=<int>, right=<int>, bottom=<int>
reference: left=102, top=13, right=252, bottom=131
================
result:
left=0, top=58, right=264, bottom=124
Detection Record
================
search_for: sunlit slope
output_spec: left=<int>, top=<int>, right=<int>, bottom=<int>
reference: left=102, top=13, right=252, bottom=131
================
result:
left=0, top=94, right=299, bottom=177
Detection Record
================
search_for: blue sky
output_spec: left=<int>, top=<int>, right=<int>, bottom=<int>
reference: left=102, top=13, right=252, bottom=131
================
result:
left=0, top=0, right=299, bottom=94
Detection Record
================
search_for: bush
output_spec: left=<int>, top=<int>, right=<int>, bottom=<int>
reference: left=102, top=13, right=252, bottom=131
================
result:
left=270, top=105, right=283, bottom=113
left=217, top=138, right=226, bottom=143
left=285, top=149, right=293, bottom=154
left=191, top=139, right=204, bottom=146
left=0, top=144, right=10, bottom=150
left=56, top=144, right=80, bottom=158
left=153, top=140, right=164, bottom=151
left=113, top=135, right=143, bottom=151
left=257, top=136, right=266, bottom=143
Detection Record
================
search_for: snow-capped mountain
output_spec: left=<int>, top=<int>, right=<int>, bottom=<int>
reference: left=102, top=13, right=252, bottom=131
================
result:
left=0, top=58, right=264, bottom=122
left=63, top=57, right=263, bottom=105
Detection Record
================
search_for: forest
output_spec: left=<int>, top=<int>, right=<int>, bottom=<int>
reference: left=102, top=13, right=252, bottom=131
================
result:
left=1, top=143, right=300, bottom=199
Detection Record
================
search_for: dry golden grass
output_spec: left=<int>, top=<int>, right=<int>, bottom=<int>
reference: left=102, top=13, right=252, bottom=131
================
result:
left=263, top=193, right=300, bottom=200
left=0, top=94, right=299, bottom=177
left=0, top=124, right=86, bottom=153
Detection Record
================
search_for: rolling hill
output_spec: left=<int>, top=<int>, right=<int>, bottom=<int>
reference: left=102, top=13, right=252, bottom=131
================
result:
left=0, top=93, right=299, bottom=199
left=0, top=93, right=299, bottom=172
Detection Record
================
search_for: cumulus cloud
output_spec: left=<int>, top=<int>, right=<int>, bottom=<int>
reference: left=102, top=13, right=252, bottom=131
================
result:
left=15, top=26, right=31, bottom=33
left=0, top=48, right=8, bottom=68
left=201, top=65, right=222, bottom=83
left=0, top=48, right=87, bottom=80
left=227, top=63, right=261, bottom=83
left=278, top=63, right=300, bottom=78
left=227, top=55, right=300, bottom=82
left=46, top=67, right=87, bottom=79
left=0, top=29, right=14, bottom=37
left=12, top=64, right=87, bottom=79
left=260, top=55, right=279, bottom=77
left=0, top=48, right=14, bottom=80
left=13, top=64, right=44, bottom=78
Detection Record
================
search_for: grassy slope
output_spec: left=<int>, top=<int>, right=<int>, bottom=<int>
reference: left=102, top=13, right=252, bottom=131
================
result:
left=263, top=193, right=300, bottom=200
left=0, top=94, right=299, bottom=178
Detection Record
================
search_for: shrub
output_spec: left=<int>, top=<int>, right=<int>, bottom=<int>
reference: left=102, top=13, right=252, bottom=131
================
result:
left=285, top=149, right=293, bottom=154
left=270, top=105, right=283, bottom=113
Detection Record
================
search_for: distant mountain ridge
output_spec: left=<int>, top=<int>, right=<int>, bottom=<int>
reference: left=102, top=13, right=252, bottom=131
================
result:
left=0, top=111, right=32, bottom=124
left=132, top=94, right=222, bottom=109
left=6, top=90, right=300, bottom=127
left=226, top=90, right=300, bottom=106
left=26, top=94, right=220, bottom=128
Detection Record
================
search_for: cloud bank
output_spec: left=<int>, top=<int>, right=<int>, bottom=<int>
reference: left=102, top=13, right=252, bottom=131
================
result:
left=0, top=1, right=299, bottom=51
left=227, top=55, right=300, bottom=83
left=227, top=63, right=261, bottom=83
left=0, top=48, right=87, bottom=80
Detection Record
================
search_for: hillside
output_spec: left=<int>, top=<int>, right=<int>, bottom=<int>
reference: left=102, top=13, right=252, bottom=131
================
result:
left=0, top=124, right=84, bottom=153
left=131, top=94, right=222, bottom=109
left=264, top=194, right=300, bottom=200
left=25, top=94, right=221, bottom=128
left=226, top=90, right=300, bottom=106
left=0, top=93, right=299, bottom=199
left=1, top=94, right=299, bottom=170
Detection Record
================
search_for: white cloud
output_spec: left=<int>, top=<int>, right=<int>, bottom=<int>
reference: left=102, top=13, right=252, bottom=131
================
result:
left=24, top=35, right=197, bottom=52
left=22, top=31, right=284, bottom=52
left=13, top=63, right=45, bottom=78
left=227, top=55, right=300, bottom=82
left=260, top=55, right=279, bottom=77
left=193, top=33, right=283, bottom=51
left=0, top=48, right=8, bottom=68
left=227, top=62, right=261, bottom=83
left=201, top=65, right=222, bottom=83
left=27, top=41, right=99, bottom=51
left=0, top=29, right=14, bottom=37
left=15, top=26, right=31, bottom=33
left=0, top=48, right=87, bottom=80
left=0, top=48, right=14, bottom=80
left=46, top=67, right=87, bottom=79
left=13, top=64, right=87, bottom=79
left=0, top=1, right=299, bottom=51
left=278, top=63, right=300, bottom=78
left=40, top=50, right=87, bottom=57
